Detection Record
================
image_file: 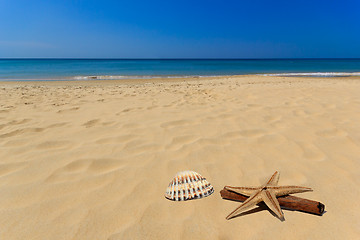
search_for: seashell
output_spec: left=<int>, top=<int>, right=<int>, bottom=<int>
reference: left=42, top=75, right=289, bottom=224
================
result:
left=165, top=170, right=214, bottom=201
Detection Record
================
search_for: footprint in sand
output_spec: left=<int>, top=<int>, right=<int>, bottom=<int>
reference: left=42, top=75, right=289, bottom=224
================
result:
left=122, top=123, right=141, bottom=129
left=82, top=119, right=101, bottom=128
left=57, top=107, right=80, bottom=113
left=247, top=103, right=261, bottom=108
left=47, top=122, right=68, bottom=128
left=121, top=108, right=136, bottom=113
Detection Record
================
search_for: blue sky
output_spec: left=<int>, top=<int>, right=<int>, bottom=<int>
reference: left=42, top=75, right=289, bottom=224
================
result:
left=0, top=0, right=359, bottom=58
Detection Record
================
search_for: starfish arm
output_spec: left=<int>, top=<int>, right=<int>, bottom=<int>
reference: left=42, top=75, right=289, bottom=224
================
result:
left=226, top=191, right=263, bottom=220
left=224, top=186, right=260, bottom=196
left=261, top=189, right=284, bottom=220
left=269, top=185, right=313, bottom=196
left=266, top=171, right=280, bottom=186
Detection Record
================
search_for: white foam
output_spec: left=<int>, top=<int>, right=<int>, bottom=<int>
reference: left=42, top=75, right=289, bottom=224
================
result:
left=260, top=72, right=360, bottom=77
left=71, top=75, right=219, bottom=80
left=73, top=75, right=128, bottom=80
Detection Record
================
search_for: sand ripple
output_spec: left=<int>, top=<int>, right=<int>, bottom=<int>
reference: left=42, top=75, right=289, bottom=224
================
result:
left=1, top=76, right=360, bottom=239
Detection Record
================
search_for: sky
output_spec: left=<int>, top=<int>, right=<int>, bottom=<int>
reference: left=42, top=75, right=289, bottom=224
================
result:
left=0, top=0, right=359, bottom=58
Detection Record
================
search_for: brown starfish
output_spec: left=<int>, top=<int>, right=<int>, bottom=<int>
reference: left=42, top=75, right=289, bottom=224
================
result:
left=225, top=171, right=312, bottom=220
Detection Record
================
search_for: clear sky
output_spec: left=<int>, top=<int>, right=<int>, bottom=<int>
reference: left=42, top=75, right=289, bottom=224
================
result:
left=0, top=0, right=359, bottom=58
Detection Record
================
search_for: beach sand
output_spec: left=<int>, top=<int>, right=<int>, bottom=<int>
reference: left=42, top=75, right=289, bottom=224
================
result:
left=1, top=75, right=360, bottom=239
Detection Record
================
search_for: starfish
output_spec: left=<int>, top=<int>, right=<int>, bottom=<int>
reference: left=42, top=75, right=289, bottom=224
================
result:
left=225, top=171, right=312, bottom=221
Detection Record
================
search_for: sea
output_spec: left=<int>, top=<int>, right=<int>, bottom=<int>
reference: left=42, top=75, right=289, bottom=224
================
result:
left=0, top=59, right=360, bottom=81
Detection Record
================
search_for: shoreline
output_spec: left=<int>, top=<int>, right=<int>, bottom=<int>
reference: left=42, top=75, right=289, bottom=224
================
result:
left=1, top=71, right=360, bottom=83
left=1, top=74, right=360, bottom=86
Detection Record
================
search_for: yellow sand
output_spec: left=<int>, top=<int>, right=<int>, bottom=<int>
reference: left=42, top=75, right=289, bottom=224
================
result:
left=1, top=75, right=360, bottom=240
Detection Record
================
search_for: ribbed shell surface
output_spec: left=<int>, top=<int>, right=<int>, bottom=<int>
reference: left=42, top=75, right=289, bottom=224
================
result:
left=165, top=170, right=214, bottom=201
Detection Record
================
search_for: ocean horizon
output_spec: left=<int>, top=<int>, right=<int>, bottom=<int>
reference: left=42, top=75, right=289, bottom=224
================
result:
left=1, top=58, right=360, bottom=81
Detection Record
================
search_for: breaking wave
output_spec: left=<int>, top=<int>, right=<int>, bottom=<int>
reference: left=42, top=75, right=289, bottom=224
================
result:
left=71, top=75, right=216, bottom=80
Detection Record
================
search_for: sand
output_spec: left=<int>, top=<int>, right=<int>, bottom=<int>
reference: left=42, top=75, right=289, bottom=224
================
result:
left=0, top=75, right=360, bottom=240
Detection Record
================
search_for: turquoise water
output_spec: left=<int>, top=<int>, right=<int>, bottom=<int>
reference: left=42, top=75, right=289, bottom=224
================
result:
left=0, top=59, right=360, bottom=81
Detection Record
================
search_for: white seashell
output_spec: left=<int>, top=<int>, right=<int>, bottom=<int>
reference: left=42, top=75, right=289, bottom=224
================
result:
left=165, top=170, right=214, bottom=201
